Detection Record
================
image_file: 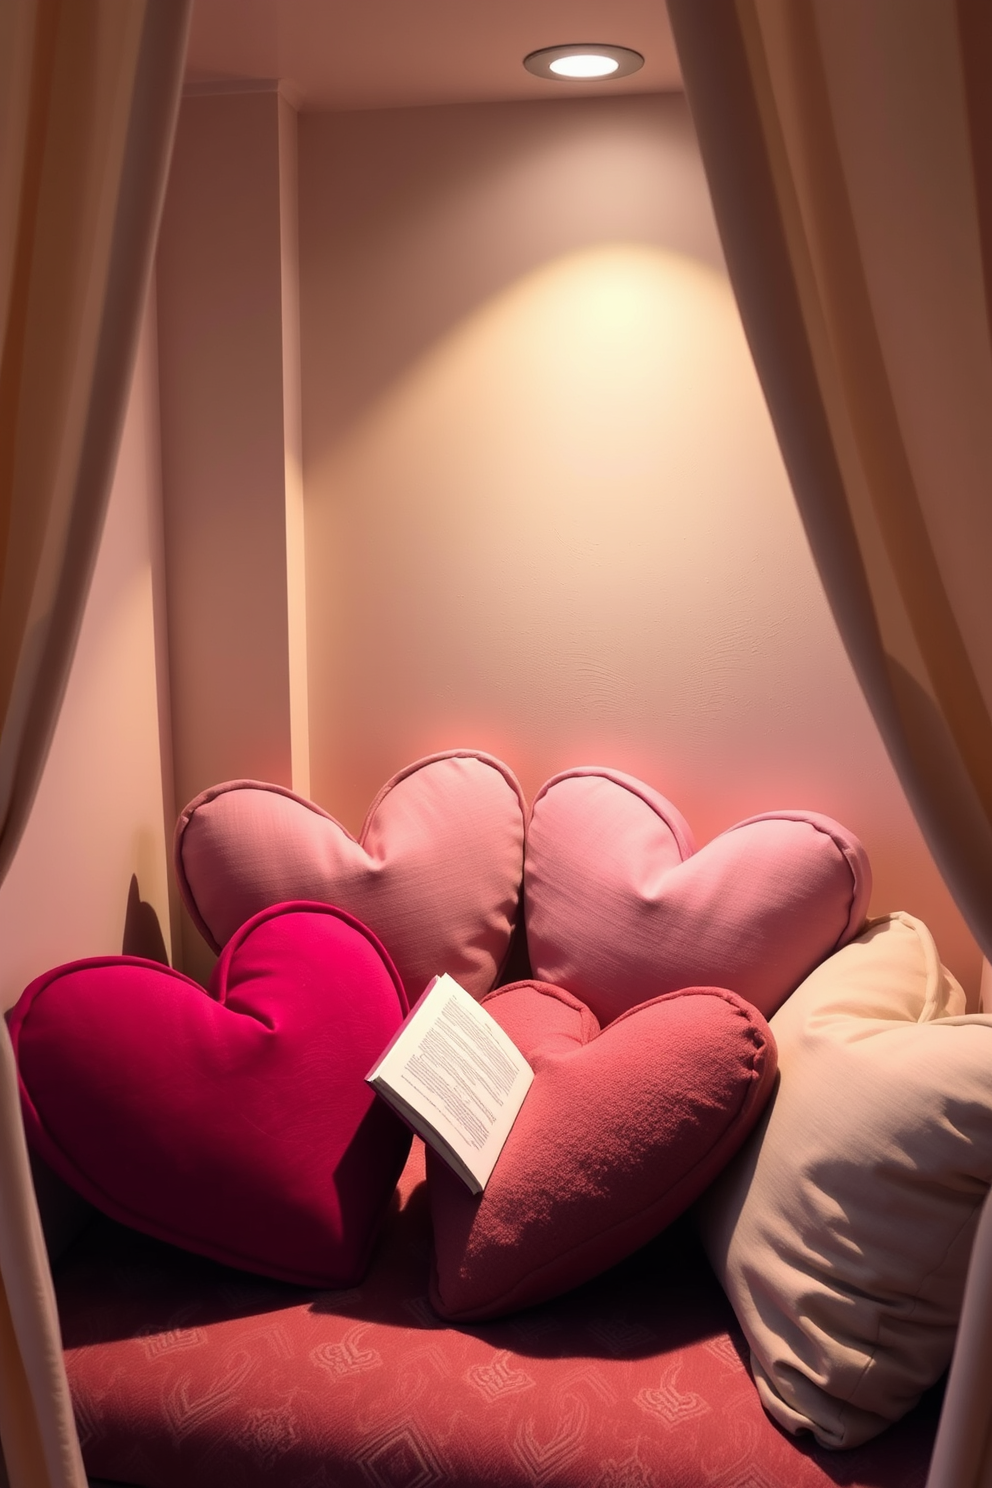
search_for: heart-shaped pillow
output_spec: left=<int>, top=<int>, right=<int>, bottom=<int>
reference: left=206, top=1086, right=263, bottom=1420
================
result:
left=525, top=768, right=871, bottom=1023
left=175, top=751, right=526, bottom=1002
left=8, top=902, right=412, bottom=1287
left=428, top=979, right=776, bottom=1321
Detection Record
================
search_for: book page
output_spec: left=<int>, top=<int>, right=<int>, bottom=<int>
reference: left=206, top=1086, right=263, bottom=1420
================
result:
left=367, top=974, right=533, bottom=1192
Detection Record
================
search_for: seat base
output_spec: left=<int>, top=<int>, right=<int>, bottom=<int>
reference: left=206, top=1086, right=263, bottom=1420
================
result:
left=58, top=1142, right=939, bottom=1488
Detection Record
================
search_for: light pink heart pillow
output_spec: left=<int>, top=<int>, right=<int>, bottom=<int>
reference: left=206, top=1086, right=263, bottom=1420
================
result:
left=525, top=768, right=871, bottom=1024
left=175, top=751, right=526, bottom=1002
left=9, top=902, right=411, bottom=1287
left=428, top=979, right=777, bottom=1321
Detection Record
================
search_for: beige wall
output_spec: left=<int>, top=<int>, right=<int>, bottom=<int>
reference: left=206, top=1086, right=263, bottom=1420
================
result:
left=0, top=296, right=173, bottom=1012
left=156, top=86, right=309, bottom=980
left=0, top=89, right=975, bottom=1008
left=299, top=92, right=980, bottom=994
left=157, top=87, right=308, bottom=812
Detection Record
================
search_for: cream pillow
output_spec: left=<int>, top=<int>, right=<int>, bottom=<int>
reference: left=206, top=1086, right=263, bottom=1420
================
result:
left=699, top=912, right=992, bottom=1449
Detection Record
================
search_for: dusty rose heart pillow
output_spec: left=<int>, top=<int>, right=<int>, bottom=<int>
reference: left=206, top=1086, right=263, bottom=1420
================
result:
left=8, top=902, right=411, bottom=1287
left=428, top=979, right=777, bottom=1321
left=175, top=751, right=525, bottom=1002
left=524, top=768, right=871, bottom=1024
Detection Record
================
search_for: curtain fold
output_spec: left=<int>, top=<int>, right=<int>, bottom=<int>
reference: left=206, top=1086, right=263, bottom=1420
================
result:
left=668, top=0, right=992, bottom=962
left=666, top=3, right=992, bottom=1484
left=0, top=2, right=190, bottom=1484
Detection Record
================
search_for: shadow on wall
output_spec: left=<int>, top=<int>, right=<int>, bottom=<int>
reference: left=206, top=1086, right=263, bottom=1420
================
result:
left=299, top=93, right=720, bottom=450
left=121, top=873, right=170, bottom=964
left=25, top=874, right=172, bottom=1267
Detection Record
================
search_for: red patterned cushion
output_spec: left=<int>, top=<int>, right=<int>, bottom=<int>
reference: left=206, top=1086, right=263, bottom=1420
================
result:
left=58, top=1143, right=939, bottom=1488
left=429, top=981, right=776, bottom=1321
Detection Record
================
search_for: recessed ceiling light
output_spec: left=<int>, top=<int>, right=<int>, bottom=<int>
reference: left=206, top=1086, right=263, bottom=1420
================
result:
left=523, top=44, right=645, bottom=82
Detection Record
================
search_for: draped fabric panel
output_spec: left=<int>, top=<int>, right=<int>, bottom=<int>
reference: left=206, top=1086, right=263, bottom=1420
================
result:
left=668, top=0, right=992, bottom=963
left=665, top=3, right=992, bottom=1484
left=0, top=2, right=189, bottom=1484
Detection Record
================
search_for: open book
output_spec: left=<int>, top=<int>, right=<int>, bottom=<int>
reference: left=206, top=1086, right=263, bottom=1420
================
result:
left=366, top=974, right=534, bottom=1194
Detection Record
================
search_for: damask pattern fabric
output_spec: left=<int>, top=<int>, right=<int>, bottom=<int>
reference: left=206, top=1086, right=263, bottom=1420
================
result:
left=58, top=1143, right=938, bottom=1488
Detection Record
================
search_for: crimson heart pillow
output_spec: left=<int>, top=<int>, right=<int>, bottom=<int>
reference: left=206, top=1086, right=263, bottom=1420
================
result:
left=8, top=902, right=411, bottom=1287
left=428, top=979, right=776, bottom=1321
left=175, top=751, right=526, bottom=1001
left=525, top=768, right=871, bottom=1024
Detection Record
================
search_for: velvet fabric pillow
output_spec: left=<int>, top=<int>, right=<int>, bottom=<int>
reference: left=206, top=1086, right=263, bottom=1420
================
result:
left=8, top=902, right=411, bottom=1287
left=428, top=979, right=776, bottom=1321
left=525, top=766, right=871, bottom=1023
left=699, top=913, right=992, bottom=1449
left=175, top=750, right=526, bottom=1001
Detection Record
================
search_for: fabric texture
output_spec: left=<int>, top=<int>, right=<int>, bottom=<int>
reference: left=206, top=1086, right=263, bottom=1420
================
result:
left=663, top=10, right=992, bottom=1476
left=0, top=4, right=190, bottom=1486
left=525, top=767, right=870, bottom=1024
left=429, top=980, right=776, bottom=1322
left=56, top=1139, right=941, bottom=1488
left=699, top=912, right=992, bottom=1449
left=9, top=902, right=411, bottom=1288
left=175, top=750, right=526, bottom=1002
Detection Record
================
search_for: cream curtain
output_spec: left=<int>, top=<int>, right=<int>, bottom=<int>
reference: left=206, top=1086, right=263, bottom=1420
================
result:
left=0, top=2, right=189, bottom=1485
left=665, top=2, right=992, bottom=1485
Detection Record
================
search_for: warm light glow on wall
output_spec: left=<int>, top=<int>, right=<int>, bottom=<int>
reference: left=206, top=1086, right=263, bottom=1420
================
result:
left=300, top=98, right=983, bottom=994
left=308, top=243, right=853, bottom=831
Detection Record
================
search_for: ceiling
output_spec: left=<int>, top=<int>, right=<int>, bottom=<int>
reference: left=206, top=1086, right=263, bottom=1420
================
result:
left=184, top=0, right=683, bottom=113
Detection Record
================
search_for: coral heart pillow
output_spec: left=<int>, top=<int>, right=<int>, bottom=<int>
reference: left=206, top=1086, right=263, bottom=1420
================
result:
left=8, top=903, right=412, bottom=1287
left=176, top=751, right=526, bottom=1001
left=525, top=768, right=871, bottom=1023
left=428, top=979, right=776, bottom=1321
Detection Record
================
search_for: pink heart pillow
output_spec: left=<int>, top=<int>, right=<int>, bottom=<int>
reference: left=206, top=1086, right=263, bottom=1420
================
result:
left=8, top=903, right=411, bottom=1287
left=175, top=751, right=525, bottom=1002
left=525, top=768, right=871, bottom=1024
left=428, top=979, right=776, bottom=1321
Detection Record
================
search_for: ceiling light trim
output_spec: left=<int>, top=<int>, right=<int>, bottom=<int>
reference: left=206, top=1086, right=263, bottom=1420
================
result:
left=523, top=44, right=645, bottom=82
